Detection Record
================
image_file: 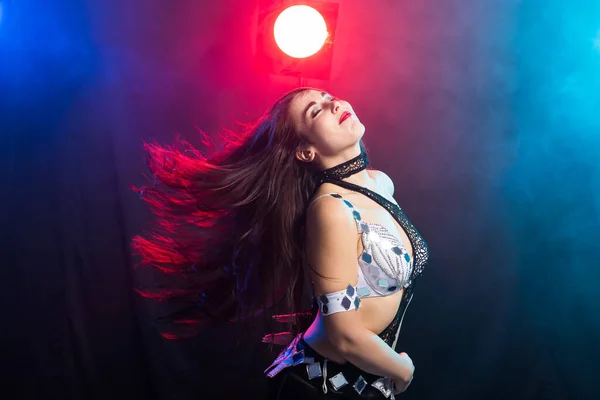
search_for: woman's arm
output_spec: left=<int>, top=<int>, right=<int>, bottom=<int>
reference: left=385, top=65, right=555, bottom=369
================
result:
left=332, top=319, right=414, bottom=383
left=306, top=197, right=413, bottom=383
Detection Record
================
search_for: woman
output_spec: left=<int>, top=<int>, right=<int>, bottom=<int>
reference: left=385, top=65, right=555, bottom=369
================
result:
left=133, top=88, right=429, bottom=399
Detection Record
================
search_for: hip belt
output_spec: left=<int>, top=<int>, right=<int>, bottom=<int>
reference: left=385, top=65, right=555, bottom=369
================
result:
left=264, top=333, right=397, bottom=399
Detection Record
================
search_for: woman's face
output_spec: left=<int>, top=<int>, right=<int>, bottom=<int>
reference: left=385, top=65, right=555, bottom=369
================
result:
left=289, top=89, right=365, bottom=165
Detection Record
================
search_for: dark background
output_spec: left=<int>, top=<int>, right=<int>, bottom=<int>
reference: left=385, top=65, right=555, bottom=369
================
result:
left=1, top=0, right=599, bottom=399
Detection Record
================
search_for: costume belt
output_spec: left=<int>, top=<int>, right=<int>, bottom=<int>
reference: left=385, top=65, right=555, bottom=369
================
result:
left=264, top=333, right=397, bottom=399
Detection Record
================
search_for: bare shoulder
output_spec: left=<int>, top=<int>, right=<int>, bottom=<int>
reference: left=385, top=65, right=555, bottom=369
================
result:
left=306, top=194, right=355, bottom=234
left=305, top=194, right=359, bottom=288
left=368, top=169, right=395, bottom=196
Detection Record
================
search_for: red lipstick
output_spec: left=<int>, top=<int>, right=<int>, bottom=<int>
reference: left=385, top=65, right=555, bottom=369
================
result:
left=339, top=111, right=352, bottom=124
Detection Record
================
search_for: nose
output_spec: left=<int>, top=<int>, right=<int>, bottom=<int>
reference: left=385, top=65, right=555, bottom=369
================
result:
left=331, top=99, right=342, bottom=114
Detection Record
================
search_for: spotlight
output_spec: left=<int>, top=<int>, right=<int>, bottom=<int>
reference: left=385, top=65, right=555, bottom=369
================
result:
left=255, top=0, right=340, bottom=81
left=274, top=5, right=328, bottom=58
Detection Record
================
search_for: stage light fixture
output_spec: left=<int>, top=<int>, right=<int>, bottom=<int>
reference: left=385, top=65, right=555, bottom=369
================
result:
left=274, top=5, right=328, bottom=58
left=255, top=0, right=339, bottom=81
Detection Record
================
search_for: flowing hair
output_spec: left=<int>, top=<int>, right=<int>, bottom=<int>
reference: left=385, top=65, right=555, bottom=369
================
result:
left=132, top=87, right=365, bottom=340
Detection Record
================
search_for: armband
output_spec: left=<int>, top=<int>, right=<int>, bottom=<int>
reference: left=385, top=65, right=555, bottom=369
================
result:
left=316, top=284, right=361, bottom=315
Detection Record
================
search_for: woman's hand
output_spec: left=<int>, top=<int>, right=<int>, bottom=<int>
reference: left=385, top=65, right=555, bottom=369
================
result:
left=393, top=352, right=414, bottom=394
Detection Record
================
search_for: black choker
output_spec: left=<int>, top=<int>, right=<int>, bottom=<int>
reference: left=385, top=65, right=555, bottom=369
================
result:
left=315, top=150, right=369, bottom=183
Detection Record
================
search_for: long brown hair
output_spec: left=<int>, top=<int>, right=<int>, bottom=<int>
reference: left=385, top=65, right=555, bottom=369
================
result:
left=132, top=87, right=364, bottom=339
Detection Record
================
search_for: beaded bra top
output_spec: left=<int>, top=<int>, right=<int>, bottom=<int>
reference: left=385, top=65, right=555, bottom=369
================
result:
left=308, top=192, right=414, bottom=298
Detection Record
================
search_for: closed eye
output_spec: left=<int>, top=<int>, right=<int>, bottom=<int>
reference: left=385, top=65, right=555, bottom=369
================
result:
left=312, top=96, right=336, bottom=118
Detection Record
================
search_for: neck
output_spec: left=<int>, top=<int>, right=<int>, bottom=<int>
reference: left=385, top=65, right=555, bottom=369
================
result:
left=315, top=146, right=372, bottom=186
